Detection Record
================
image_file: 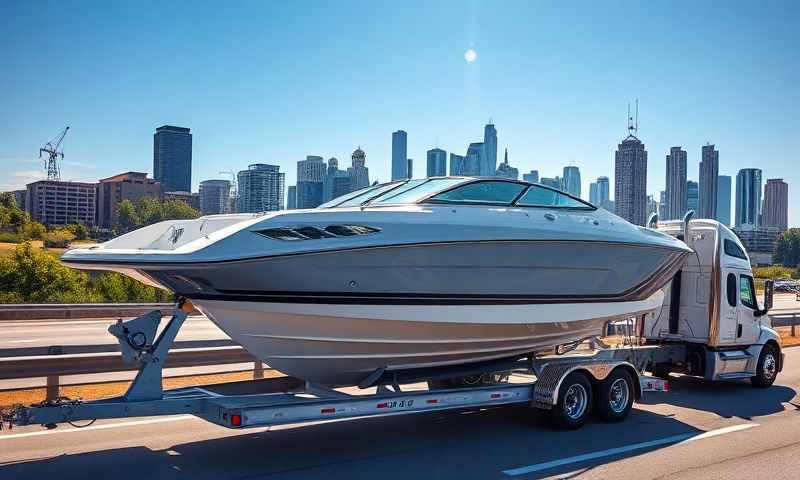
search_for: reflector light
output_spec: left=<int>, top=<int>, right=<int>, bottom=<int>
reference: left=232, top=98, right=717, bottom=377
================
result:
left=426, top=399, right=438, bottom=404
left=490, top=393, right=501, bottom=399
left=377, top=402, right=388, bottom=408
left=664, top=382, right=669, bottom=392
left=321, top=407, right=336, bottom=414
left=231, top=414, right=242, bottom=426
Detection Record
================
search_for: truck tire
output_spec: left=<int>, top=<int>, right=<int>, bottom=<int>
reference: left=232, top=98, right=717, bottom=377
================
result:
left=549, top=371, right=593, bottom=430
left=595, top=368, right=634, bottom=422
left=751, top=344, right=779, bottom=388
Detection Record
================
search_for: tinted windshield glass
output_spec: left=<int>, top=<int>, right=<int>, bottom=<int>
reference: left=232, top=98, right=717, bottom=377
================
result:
left=372, top=178, right=466, bottom=204
left=427, top=181, right=526, bottom=205
left=515, top=185, right=592, bottom=208
left=325, top=182, right=404, bottom=208
left=318, top=185, right=380, bottom=208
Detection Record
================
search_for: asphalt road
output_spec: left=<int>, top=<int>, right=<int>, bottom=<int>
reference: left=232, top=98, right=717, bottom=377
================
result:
left=2, top=348, right=799, bottom=479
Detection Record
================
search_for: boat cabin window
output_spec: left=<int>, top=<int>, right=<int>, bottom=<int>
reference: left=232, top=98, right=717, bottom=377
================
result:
left=514, top=185, right=592, bottom=209
left=726, top=273, right=737, bottom=307
left=372, top=178, right=465, bottom=205
left=426, top=181, right=526, bottom=205
left=739, top=275, right=757, bottom=309
left=723, top=239, right=747, bottom=260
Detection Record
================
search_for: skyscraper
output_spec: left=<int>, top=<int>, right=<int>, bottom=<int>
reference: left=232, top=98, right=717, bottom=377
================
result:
left=658, top=190, right=668, bottom=220
left=199, top=179, right=231, bottom=215
left=464, top=143, right=483, bottom=176
left=296, top=155, right=326, bottom=209
left=348, top=148, right=370, bottom=190
left=687, top=180, right=699, bottom=213
left=449, top=153, right=465, bottom=176
left=647, top=195, right=659, bottom=217
left=615, top=133, right=648, bottom=226
left=426, top=148, right=447, bottom=177
left=665, top=146, right=687, bottom=220
left=523, top=170, right=539, bottom=183
left=287, top=185, right=297, bottom=210
left=391, top=130, right=407, bottom=181
left=407, top=158, right=413, bottom=179
left=589, top=182, right=598, bottom=205
left=716, top=175, right=732, bottom=227
left=323, top=157, right=352, bottom=203
left=482, top=123, right=497, bottom=176
left=735, top=168, right=762, bottom=228
left=237, top=164, right=285, bottom=213
left=698, top=144, right=719, bottom=219
left=495, top=149, right=519, bottom=179
left=762, top=178, right=789, bottom=231
left=596, top=176, right=610, bottom=209
left=562, top=166, right=581, bottom=198
left=540, top=177, right=561, bottom=190
left=153, top=125, right=192, bottom=192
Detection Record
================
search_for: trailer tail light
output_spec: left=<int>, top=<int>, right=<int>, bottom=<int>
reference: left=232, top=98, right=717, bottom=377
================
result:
left=490, top=393, right=501, bottom=399
left=376, top=402, right=388, bottom=409
left=426, top=399, right=438, bottom=404
left=321, top=407, right=336, bottom=414
left=231, top=414, right=242, bottom=427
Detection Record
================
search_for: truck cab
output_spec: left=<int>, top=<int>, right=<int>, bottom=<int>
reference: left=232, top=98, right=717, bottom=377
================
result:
left=642, top=217, right=782, bottom=385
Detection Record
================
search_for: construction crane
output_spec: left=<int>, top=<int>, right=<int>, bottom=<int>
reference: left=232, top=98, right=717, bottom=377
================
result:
left=218, top=169, right=238, bottom=197
left=39, top=126, right=70, bottom=181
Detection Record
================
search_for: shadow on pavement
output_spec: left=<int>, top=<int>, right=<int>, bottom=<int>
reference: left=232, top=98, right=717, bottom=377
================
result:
left=637, top=374, right=799, bottom=420
left=1, top=402, right=712, bottom=480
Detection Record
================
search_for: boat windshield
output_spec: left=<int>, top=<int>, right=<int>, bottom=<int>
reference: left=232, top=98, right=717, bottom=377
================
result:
left=515, top=185, right=594, bottom=209
left=319, top=182, right=404, bottom=208
left=370, top=178, right=466, bottom=205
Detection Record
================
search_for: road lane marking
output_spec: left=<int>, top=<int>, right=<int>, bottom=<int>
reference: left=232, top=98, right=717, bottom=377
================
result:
left=5, top=339, right=43, bottom=344
left=502, top=423, right=758, bottom=476
left=0, top=415, right=196, bottom=440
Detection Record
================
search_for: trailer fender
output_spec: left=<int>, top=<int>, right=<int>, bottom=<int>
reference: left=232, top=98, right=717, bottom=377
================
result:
left=533, top=361, right=640, bottom=409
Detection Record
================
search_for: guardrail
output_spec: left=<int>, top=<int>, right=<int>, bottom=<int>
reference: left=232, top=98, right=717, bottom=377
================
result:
left=0, top=303, right=195, bottom=321
left=771, top=312, right=800, bottom=336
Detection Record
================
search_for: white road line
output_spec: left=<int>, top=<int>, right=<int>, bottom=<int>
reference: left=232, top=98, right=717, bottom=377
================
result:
left=0, top=415, right=196, bottom=440
left=502, top=423, right=758, bottom=477
left=5, top=339, right=43, bottom=344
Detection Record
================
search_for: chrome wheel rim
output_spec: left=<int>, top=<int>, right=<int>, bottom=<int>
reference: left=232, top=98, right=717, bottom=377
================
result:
left=563, top=383, right=588, bottom=420
left=763, top=353, right=777, bottom=381
left=608, top=378, right=630, bottom=413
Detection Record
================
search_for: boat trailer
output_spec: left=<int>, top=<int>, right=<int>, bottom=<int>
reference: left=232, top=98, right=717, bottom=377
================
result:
left=2, top=304, right=668, bottom=431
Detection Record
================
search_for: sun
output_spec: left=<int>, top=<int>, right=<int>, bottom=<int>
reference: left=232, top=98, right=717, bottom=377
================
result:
left=464, top=48, right=477, bottom=63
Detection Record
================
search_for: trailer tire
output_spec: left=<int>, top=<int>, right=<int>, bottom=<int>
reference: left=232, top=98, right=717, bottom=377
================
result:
left=549, top=371, right=593, bottom=430
left=595, top=368, right=634, bottom=422
left=751, top=344, right=779, bottom=388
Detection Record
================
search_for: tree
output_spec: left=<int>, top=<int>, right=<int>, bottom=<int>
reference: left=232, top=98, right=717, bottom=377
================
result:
left=0, top=192, right=27, bottom=229
left=117, top=199, right=140, bottom=233
left=64, top=223, right=89, bottom=240
left=18, top=220, right=46, bottom=240
left=162, top=199, right=200, bottom=221
left=774, top=228, right=800, bottom=268
left=0, top=242, right=94, bottom=303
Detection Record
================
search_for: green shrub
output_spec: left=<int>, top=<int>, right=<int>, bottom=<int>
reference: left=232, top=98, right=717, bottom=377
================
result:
left=752, top=265, right=795, bottom=280
left=0, top=231, right=20, bottom=243
left=43, top=229, right=76, bottom=248
left=18, top=220, right=46, bottom=240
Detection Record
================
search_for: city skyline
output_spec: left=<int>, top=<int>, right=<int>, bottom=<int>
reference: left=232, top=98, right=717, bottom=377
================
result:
left=1, top=2, right=797, bottom=223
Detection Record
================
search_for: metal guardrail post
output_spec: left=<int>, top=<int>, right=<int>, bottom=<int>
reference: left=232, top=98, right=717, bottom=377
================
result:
left=254, top=361, right=264, bottom=379
left=46, top=374, right=59, bottom=400
left=793, top=314, right=797, bottom=337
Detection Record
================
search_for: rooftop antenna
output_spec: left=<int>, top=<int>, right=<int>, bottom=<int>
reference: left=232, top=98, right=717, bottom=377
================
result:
left=635, top=98, right=639, bottom=135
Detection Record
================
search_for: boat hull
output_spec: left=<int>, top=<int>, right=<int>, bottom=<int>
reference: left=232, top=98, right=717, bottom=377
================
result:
left=194, top=291, right=664, bottom=386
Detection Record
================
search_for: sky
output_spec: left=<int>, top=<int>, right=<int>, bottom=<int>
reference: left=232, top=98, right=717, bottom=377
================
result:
left=1, top=1, right=798, bottom=223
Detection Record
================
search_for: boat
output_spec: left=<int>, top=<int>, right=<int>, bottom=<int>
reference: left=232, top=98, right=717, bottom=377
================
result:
left=62, top=177, right=692, bottom=386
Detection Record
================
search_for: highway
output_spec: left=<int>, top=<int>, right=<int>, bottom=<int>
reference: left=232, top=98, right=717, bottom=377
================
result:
left=2, top=347, right=799, bottom=479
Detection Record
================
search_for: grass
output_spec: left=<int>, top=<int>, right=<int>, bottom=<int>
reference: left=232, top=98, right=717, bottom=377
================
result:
left=0, top=239, right=94, bottom=258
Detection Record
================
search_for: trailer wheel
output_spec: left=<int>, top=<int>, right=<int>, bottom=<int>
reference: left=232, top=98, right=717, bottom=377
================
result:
left=549, top=371, right=593, bottom=430
left=595, top=368, right=634, bottom=422
left=751, top=344, right=779, bottom=388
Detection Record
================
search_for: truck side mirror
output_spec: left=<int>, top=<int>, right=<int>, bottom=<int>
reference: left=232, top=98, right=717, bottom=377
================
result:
left=764, top=279, right=774, bottom=312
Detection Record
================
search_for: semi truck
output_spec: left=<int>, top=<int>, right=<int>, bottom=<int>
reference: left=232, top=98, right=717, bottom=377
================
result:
left=1, top=216, right=783, bottom=431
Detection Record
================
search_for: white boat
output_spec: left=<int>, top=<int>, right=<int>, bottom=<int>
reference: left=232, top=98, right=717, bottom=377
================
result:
left=62, top=177, right=692, bottom=386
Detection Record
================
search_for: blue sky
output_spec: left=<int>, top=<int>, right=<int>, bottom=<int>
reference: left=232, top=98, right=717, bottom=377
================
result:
left=1, top=1, right=798, bottom=223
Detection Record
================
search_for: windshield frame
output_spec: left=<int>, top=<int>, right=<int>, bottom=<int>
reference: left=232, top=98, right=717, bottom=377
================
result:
left=419, top=178, right=597, bottom=210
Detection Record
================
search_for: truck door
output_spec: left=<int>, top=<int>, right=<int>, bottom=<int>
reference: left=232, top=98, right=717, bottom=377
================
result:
left=736, top=273, right=760, bottom=344
left=720, top=271, right=739, bottom=342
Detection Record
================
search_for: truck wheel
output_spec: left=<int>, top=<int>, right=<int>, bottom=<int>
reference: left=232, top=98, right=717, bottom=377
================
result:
left=550, top=371, right=593, bottom=430
left=595, top=369, right=634, bottom=422
left=751, top=344, right=779, bottom=388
